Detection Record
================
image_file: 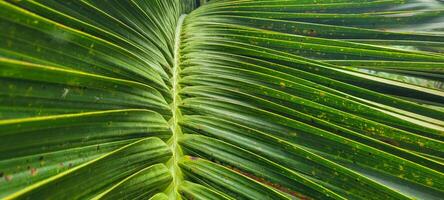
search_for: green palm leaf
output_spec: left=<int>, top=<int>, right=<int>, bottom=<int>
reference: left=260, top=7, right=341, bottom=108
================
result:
left=1, top=0, right=443, bottom=199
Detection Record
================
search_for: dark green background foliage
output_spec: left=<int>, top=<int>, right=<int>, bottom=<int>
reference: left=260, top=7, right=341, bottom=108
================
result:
left=0, top=0, right=443, bottom=199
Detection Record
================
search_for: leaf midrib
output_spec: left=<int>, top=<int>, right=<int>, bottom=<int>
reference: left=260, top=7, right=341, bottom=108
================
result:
left=167, top=14, right=187, bottom=199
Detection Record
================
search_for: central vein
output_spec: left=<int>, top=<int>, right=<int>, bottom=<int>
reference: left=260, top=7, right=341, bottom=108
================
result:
left=168, top=14, right=186, bottom=199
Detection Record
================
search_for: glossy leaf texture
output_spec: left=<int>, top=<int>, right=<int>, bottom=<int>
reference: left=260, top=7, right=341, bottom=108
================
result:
left=1, top=0, right=443, bottom=199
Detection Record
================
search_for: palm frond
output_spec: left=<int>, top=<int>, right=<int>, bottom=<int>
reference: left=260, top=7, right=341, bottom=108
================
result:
left=1, top=0, right=443, bottom=199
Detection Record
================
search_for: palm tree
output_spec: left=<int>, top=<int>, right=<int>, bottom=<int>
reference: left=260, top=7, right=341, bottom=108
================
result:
left=0, top=0, right=443, bottom=199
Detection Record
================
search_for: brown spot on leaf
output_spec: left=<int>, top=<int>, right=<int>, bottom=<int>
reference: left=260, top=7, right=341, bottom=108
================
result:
left=5, top=175, right=12, bottom=181
left=31, top=168, right=37, bottom=176
left=381, top=139, right=400, bottom=147
left=307, top=29, right=317, bottom=37
left=225, top=165, right=312, bottom=200
left=190, top=156, right=198, bottom=160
